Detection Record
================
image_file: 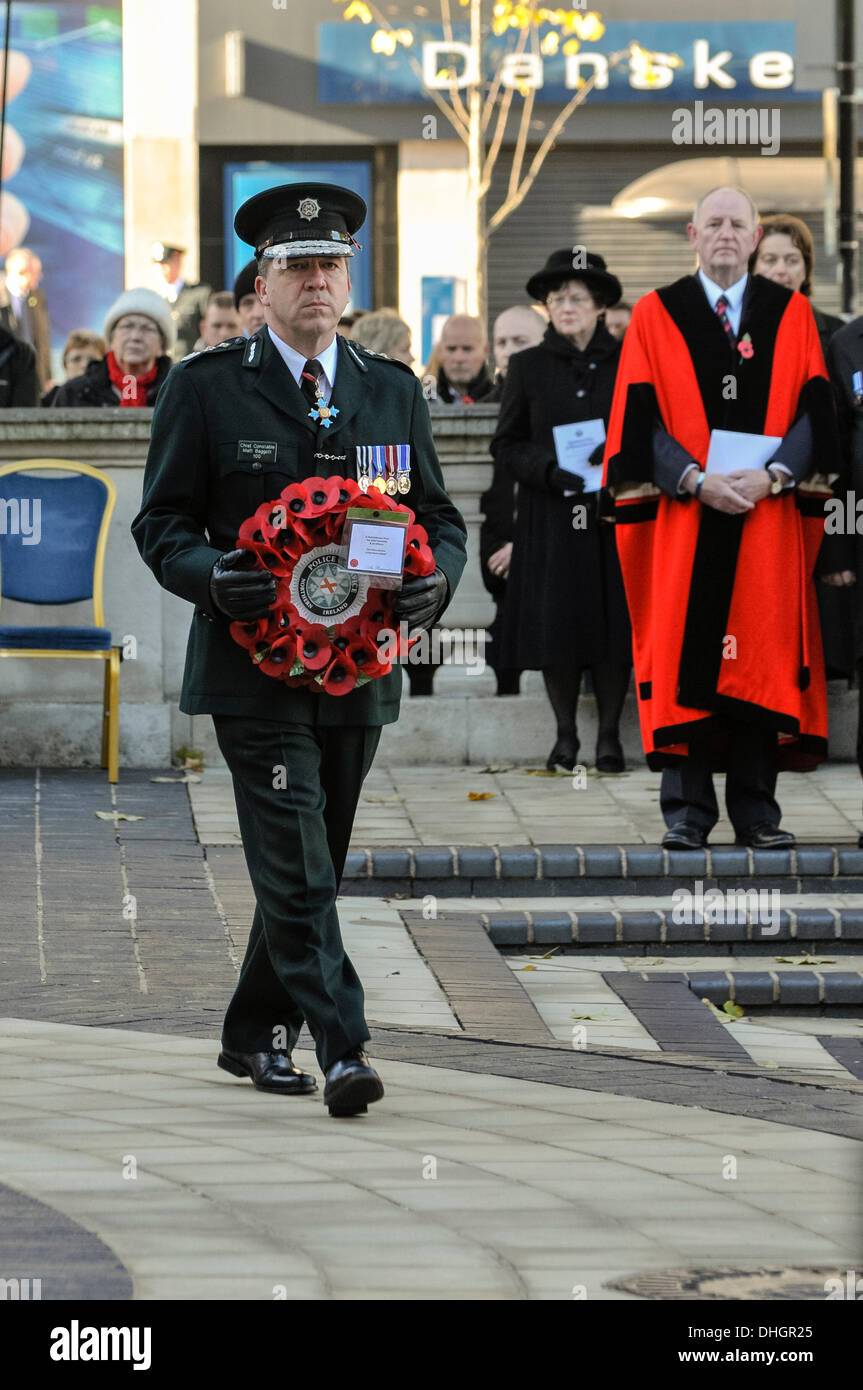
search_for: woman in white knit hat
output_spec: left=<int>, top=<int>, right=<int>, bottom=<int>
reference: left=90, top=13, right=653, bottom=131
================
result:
left=51, top=288, right=175, bottom=407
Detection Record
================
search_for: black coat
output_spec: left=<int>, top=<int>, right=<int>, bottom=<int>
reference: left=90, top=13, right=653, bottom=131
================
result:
left=491, top=322, right=631, bottom=670
left=0, top=327, right=39, bottom=406
left=825, top=317, right=863, bottom=669
left=51, top=355, right=172, bottom=407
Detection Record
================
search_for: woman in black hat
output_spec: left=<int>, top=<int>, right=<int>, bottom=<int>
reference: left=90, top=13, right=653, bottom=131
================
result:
left=491, top=249, right=632, bottom=772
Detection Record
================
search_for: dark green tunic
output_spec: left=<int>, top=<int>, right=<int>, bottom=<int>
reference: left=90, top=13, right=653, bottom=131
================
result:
left=131, top=328, right=468, bottom=721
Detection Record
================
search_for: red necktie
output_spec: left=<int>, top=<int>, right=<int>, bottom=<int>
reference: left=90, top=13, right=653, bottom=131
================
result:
left=714, top=294, right=737, bottom=348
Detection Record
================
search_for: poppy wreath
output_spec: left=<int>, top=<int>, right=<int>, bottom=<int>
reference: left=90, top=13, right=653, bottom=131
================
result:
left=229, top=475, right=436, bottom=696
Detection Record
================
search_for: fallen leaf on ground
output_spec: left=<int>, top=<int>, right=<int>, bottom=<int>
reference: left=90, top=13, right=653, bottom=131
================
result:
left=775, top=955, right=836, bottom=965
left=519, top=965, right=537, bottom=971
left=467, top=791, right=496, bottom=800
left=94, top=812, right=144, bottom=822
left=701, top=997, right=733, bottom=1024
left=722, top=1001, right=745, bottom=1019
left=475, top=764, right=515, bottom=774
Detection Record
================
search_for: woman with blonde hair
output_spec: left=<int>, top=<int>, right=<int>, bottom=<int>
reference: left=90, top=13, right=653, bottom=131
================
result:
left=351, top=308, right=415, bottom=368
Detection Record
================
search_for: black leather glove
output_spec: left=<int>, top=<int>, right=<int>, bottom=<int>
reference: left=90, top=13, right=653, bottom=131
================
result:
left=391, top=566, right=448, bottom=631
left=209, top=549, right=277, bottom=620
left=548, top=465, right=584, bottom=494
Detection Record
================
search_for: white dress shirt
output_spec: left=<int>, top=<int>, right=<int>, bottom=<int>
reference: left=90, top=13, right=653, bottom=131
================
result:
left=698, top=267, right=748, bottom=336
left=266, top=325, right=336, bottom=406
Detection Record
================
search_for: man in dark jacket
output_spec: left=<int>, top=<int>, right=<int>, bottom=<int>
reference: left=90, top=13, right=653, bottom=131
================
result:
left=435, top=314, right=497, bottom=403
left=0, top=325, right=39, bottom=405
left=132, top=183, right=467, bottom=1117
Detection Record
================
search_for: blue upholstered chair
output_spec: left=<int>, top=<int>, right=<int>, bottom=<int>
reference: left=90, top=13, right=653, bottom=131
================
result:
left=0, top=459, right=121, bottom=781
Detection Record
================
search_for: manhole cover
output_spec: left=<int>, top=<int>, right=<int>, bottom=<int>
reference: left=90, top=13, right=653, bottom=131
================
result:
left=606, top=1266, right=847, bottom=1300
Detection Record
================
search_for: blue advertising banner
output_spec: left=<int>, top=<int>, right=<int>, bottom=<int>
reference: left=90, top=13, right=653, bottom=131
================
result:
left=0, top=3, right=124, bottom=372
left=319, top=21, right=816, bottom=106
left=224, top=160, right=373, bottom=313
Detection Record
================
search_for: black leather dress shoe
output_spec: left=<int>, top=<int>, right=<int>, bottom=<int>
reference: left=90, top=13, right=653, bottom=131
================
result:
left=661, top=823, right=708, bottom=850
left=323, top=1047, right=384, bottom=1117
left=735, top=823, right=796, bottom=849
left=595, top=734, right=625, bottom=774
left=217, top=1049, right=317, bottom=1094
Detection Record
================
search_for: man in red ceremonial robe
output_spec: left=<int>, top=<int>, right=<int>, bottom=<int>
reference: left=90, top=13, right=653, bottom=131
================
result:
left=603, top=186, right=840, bottom=851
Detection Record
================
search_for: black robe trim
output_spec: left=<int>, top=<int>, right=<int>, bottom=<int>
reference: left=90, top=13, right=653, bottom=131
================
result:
left=606, top=382, right=659, bottom=488
left=676, top=508, right=746, bottom=708
left=655, top=273, right=790, bottom=435
left=614, top=499, right=660, bottom=525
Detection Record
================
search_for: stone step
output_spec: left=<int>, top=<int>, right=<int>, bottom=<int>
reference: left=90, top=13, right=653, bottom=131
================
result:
left=685, top=970, right=863, bottom=1007
left=472, top=904, right=863, bottom=948
left=341, top=842, right=863, bottom=897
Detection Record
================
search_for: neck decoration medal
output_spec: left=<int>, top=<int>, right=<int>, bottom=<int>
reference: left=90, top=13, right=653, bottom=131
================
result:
left=396, top=444, right=411, bottom=494
left=304, top=369, right=339, bottom=430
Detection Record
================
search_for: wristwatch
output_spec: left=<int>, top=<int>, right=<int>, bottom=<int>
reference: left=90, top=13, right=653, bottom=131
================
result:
left=766, top=465, right=785, bottom=496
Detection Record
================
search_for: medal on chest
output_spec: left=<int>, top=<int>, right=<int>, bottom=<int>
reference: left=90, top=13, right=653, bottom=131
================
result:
left=355, top=444, right=411, bottom=495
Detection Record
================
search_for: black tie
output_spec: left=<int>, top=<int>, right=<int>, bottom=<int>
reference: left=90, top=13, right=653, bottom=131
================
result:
left=300, top=358, right=323, bottom=410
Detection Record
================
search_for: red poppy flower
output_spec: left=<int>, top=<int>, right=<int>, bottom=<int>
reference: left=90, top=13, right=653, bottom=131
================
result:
left=229, top=616, right=270, bottom=651
left=257, top=631, right=298, bottom=678
left=321, top=652, right=358, bottom=695
left=345, top=633, right=383, bottom=674
left=403, top=541, right=435, bottom=576
left=738, top=340, right=754, bottom=359
left=292, top=619, right=332, bottom=671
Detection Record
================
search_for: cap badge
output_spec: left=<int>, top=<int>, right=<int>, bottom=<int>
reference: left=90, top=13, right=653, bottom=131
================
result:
left=297, top=197, right=321, bottom=222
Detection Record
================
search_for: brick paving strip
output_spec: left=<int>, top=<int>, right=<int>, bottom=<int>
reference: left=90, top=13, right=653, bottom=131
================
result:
left=0, top=1183, right=133, bottom=1299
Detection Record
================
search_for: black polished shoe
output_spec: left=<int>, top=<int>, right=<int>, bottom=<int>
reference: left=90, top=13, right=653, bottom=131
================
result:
left=595, top=733, right=625, bottom=774
left=217, top=1048, right=317, bottom=1094
left=661, top=823, right=708, bottom=851
left=546, top=737, right=580, bottom=773
left=323, top=1047, right=384, bottom=1117
left=734, top=823, right=796, bottom=849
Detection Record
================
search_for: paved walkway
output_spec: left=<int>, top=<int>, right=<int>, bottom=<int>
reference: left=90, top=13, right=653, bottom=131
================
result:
left=189, top=762, right=863, bottom=847
left=1, top=767, right=861, bottom=1301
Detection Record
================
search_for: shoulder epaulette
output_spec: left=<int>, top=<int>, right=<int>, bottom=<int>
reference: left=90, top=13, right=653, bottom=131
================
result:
left=343, top=338, right=416, bottom=377
left=178, top=336, right=248, bottom=366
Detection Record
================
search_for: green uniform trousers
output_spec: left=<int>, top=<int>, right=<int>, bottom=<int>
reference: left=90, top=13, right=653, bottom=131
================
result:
left=212, top=716, right=381, bottom=1073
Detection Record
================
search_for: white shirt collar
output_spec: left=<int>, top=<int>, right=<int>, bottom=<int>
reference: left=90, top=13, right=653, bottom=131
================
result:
left=698, top=267, right=748, bottom=313
left=266, top=324, right=338, bottom=392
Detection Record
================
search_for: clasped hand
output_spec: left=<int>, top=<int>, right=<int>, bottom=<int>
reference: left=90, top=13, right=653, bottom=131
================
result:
left=690, top=467, right=771, bottom=514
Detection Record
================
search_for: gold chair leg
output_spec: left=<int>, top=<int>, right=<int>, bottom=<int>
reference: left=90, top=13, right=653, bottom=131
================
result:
left=107, top=647, right=120, bottom=783
left=101, top=654, right=111, bottom=766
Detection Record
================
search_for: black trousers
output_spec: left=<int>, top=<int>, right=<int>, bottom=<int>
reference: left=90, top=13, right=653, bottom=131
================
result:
left=660, top=719, right=780, bottom=835
left=213, top=716, right=381, bottom=1073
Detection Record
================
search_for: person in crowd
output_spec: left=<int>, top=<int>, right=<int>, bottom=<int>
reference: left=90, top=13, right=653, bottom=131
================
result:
left=605, top=301, right=631, bottom=343
left=751, top=214, right=853, bottom=685
left=825, top=319, right=863, bottom=843
left=233, top=258, right=266, bottom=337
left=193, top=291, right=241, bottom=352
left=41, top=329, right=106, bottom=405
left=750, top=214, right=843, bottom=359
left=152, top=240, right=211, bottom=360
left=0, top=246, right=52, bottom=391
left=492, top=250, right=632, bottom=771
left=605, top=185, right=841, bottom=851
left=351, top=308, right=415, bottom=368
left=52, top=288, right=174, bottom=407
left=0, top=320, right=38, bottom=405
left=435, top=314, right=497, bottom=403
left=480, top=304, right=546, bottom=695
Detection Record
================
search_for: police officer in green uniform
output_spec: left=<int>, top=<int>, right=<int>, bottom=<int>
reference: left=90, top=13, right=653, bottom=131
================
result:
left=133, top=185, right=467, bottom=1117
left=151, top=241, right=212, bottom=362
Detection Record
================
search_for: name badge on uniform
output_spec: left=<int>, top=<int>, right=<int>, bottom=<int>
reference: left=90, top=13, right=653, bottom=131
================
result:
left=237, top=439, right=278, bottom=465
